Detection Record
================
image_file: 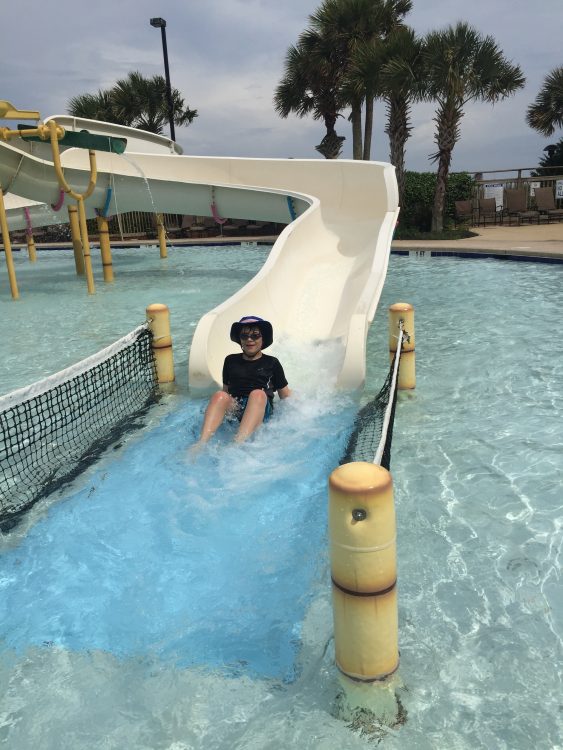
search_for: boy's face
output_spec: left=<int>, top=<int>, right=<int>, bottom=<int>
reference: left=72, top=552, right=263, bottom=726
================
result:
left=239, top=325, right=263, bottom=357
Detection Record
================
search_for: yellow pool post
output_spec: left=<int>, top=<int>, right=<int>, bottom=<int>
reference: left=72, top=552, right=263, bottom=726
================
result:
left=96, top=216, right=114, bottom=282
left=67, top=205, right=85, bottom=275
left=76, top=197, right=95, bottom=294
left=26, top=231, right=37, bottom=262
left=0, top=189, right=19, bottom=299
left=389, top=302, right=415, bottom=390
left=156, top=214, right=168, bottom=258
left=22, top=208, right=37, bottom=262
left=146, top=303, right=174, bottom=383
left=329, top=461, right=400, bottom=724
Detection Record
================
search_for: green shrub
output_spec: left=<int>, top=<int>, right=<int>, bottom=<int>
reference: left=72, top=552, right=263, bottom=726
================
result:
left=400, top=172, right=474, bottom=230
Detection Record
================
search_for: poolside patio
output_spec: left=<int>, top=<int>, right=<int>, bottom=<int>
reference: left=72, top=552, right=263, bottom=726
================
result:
left=393, top=221, right=563, bottom=260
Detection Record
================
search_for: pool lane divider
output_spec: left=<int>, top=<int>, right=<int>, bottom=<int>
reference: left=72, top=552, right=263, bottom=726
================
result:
left=329, top=461, right=401, bottom=723
left=146, top=303, right=174, bottom=383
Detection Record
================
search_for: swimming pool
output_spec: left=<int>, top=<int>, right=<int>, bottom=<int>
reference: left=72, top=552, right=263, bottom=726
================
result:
left=0, top=246, right=561, bottom=749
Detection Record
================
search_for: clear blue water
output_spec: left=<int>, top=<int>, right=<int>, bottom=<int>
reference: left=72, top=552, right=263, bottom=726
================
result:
left=0, top=246, right=562, bottom=749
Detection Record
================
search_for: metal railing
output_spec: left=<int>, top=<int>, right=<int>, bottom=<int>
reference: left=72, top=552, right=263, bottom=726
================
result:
left=472, top=167, right=563, bottom=207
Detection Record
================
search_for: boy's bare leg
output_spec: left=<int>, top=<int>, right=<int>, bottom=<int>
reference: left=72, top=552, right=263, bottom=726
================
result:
left=196, top=391, right=236, bottom=445
left=234, top=389, right=268, bottom=443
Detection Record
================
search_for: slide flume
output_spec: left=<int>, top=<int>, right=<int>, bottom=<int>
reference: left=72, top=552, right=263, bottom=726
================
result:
left=0, top=116, right=399, bottom=391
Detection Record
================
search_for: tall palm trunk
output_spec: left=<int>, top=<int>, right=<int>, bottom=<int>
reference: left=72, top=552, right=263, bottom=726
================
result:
left=431, top=105, right=460, bottom=232
left=363, top=97, right=374, bottom=160
left=385, top=95, right=411, bottom=205
left=351, top=101, right=363, bottom=160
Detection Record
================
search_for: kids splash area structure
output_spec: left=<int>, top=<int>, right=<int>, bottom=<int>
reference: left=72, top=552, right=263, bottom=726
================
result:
left=0, top=100, right=399, bottom=392
left=0, top=101, right=414, bottom=735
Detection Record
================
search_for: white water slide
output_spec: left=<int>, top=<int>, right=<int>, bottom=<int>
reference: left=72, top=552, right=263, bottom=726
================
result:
left=0, top=116, right=399, bottom=391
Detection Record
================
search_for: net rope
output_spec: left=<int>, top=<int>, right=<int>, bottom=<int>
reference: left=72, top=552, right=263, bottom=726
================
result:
left=341, top=326, right=405, bottom=469
left=0, top=324, right=157, bottom=529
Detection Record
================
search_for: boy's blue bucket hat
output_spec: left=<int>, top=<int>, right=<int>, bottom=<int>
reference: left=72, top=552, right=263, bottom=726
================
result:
left=230, top=315, right=273, bottom=349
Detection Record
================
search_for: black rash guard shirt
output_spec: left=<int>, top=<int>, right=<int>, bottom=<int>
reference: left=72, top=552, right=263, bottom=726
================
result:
left=222, top=353, right=288, bottom=399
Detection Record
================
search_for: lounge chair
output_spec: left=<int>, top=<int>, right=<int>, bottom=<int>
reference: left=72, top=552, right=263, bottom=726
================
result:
left=504, top=189, right=540, bottom=226
left=222, top=219, right=248, bottom=236
left=478, top=198, right=499, bottom=226
left=180, top=214, right=206, bottom=238
left=534, top=187, right=563, bottom=223
left=454, top=200, right=474, bottom=227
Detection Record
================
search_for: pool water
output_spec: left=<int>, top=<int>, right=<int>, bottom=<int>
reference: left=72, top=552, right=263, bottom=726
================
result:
left=0, top=246, right=562, bottom=749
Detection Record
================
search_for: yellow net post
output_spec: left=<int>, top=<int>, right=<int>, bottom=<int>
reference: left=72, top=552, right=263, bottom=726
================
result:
left=146, top=303, right=174, bottom=383
left=329, top=461, right=402, bottom=725
left=389, top=302, right=415, bottom=389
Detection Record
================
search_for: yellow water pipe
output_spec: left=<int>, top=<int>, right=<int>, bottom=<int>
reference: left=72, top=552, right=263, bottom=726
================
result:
left=77, top=198, right=95, bottom=294
left=47, top=121, right=97, bottom=201
left=45, top=121, right=97, bottom=293
left=0, top=100, right=40, bottom=120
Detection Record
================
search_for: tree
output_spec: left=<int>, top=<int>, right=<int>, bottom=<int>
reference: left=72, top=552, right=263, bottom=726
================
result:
left=526, top=66, right=563, bottom=137
left=381, top=28, right=423, bottom=203
left=533, top=139, right=563, bottom=176
left=420, top=22, right=524, bottom=232
left=67, top=90, right=124, bottom=125
left=275, top=0, right=411, bottom=160
left=311, top=0, right=412, bottom=159
left=274, top=29, right=346, bottom=159
left=68, top=71, right=197, bottom=136
left=352, top=25, right=422, bottom=200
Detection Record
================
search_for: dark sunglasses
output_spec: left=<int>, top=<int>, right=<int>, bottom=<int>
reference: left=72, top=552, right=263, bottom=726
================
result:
left=240, top=332, right=262, bottom=341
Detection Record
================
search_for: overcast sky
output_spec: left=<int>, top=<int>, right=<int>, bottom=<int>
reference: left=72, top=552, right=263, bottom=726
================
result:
left=2, top=0, right=561, bottom=174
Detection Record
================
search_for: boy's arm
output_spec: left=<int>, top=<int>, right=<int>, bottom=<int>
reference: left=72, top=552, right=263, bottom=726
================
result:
left=278, top=385, right=291, bottom=399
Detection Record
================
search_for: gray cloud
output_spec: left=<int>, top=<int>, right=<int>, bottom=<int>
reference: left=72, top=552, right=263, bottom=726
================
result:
left=1, top=0, right=561, bottom=172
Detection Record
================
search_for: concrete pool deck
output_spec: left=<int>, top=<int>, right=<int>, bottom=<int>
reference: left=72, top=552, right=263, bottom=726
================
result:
left=392, top=222, right=563, bottom=261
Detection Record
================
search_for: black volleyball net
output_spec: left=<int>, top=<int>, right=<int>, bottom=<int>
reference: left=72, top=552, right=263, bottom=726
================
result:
left=341, top=327, right=404, bottom=470
left=0, top=324, right=158, bottom=530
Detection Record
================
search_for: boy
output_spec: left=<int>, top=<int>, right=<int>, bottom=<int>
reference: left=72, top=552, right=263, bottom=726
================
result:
left=194, top=315, right=290, bottom=446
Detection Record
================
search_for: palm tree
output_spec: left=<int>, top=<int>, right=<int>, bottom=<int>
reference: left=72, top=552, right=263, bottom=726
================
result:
left=274, top=29, right=346, bottom=159
left=67, top=90, right=127, bottom=125
left=421, top=23, right=525, bottom=232
left=526, top=66, right=563, bottom=137
left=382, top=28, right=424, bottom=203
left=311, top=0, right=412, bottom=160
left=68, top=72, right=197, bottom=136
left=533, top=139, right=563, bottom=177
left=275, top=0, right=411, bottom=160
left=352, top=25, right=422, bottom=200
left=111, top=72, right=197, bottom=134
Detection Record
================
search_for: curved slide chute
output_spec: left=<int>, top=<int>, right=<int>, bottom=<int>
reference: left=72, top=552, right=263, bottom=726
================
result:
left=0, top=117, right=399, bottom=391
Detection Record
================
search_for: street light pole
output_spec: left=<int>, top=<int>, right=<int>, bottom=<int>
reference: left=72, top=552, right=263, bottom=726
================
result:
left=150, top=17, right=175, bottom=142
